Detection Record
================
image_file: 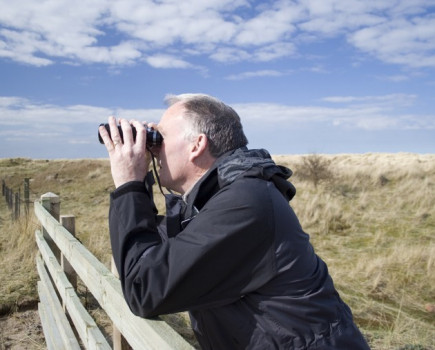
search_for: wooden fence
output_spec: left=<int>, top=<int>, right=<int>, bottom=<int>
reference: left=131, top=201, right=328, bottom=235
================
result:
left=35, top=192, right=194, bottom=350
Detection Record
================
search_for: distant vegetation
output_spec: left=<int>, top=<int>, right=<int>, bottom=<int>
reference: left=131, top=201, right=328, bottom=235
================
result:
left=1, top=154, right=434, bottom=349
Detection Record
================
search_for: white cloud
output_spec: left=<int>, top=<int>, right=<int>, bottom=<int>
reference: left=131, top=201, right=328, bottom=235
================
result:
left=0, top=29, right=54, bottom=66
left=145, top=54, right=193, bottom=69
left=209, top=47, right=250, bottom=63
left=0, top=0, right=110, bottom=65
left=0, top=94, right=433, bottom=157
left=299, top=0, right=386, bottom=35
left=378, top=74, right=410, bottom=82
left=0, top=96, right=163, bottom=126
left=1, top=94, right=432, bottom=133
left=234, top=103, right=338, bottom=123
left=234, top=4, right=298, bottom=45
left=332, top=116, right=399, bottom=130
left=349, top=16, right=435, bottom=68
left=322, top=93, right=418, bottom=108
left=1, top=0, right=433, bottom=69
left=252, top=42, right=296, bottom=61
left=234, top=93, right=434, bottom=130
left=226, top=69, right=290, bottom=80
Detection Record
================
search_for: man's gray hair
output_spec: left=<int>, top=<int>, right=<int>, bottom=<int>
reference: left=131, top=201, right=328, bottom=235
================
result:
left=164, top=93, right=248, bottom=158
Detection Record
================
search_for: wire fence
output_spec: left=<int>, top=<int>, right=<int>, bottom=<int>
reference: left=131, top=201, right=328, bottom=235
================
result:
left=1, top=178, right=31, bottom=220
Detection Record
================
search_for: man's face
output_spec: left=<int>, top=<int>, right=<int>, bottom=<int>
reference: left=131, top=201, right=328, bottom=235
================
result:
left=153, top=102, right=194, bottom=194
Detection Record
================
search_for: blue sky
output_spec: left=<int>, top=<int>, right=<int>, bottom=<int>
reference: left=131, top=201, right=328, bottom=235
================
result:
left=0, top=0, right=434, bottom=159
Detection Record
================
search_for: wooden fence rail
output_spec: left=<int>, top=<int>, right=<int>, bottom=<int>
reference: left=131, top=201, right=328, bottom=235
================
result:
left=35, top=192, right=194, bottom=350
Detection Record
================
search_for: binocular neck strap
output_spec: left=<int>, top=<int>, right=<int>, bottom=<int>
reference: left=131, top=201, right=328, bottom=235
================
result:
left=148, top=147, right=174, bottom=197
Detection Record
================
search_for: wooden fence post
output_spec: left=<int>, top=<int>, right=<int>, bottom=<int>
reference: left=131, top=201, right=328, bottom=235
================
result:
left=14, top=192, right=20, bottom=220
left=60, top=215, right=77, bottom=291
left=7, top=187, right=12, bottom=209
left=24, top=178, right=30, bottom=215
left=41, top=193, right=61, bottom=261
left=111, top=257, right=130, bottom=350
left=8, top=188, right=13, bottom=220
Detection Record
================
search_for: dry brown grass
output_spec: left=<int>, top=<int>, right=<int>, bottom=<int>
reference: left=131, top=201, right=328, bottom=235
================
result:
left=275, top=153, right=435, bottom=349
left=1, top=154, right=434, bottom=349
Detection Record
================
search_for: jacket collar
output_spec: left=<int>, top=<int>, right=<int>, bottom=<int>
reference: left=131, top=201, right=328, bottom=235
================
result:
left=184, top=147, right=296, bottom=207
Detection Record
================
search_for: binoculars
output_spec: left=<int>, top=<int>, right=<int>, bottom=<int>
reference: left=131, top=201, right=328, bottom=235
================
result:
left=98, top=123, right=163, bottom=147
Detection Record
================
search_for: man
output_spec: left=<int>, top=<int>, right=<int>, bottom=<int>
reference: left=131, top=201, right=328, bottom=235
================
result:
left=99, top=94, right=370, bottom=349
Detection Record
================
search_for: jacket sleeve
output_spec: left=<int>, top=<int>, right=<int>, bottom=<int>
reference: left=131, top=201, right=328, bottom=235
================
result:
left=109, top=179, right=277, bottom=318
left=109, top=181, right=162, bottom=286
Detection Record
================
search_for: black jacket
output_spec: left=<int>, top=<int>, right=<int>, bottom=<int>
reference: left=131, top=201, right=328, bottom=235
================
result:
left=109, top=148, right=370, bottom=349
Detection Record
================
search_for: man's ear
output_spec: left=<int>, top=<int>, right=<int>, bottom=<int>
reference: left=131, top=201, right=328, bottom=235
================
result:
left=189, top=133, right=208, bottom=161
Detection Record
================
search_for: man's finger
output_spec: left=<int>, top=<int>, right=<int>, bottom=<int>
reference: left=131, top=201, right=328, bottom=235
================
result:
left=131, top=120, right=147, bottom=149
left=99, top=123, right=116, bottom=152
left=108, top=116, right=122, bottom=146
left=120, top=118, right=134, bottom=147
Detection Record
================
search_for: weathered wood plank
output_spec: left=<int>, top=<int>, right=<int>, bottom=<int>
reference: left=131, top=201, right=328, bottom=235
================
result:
left=38, top=301, right=63, bottom=350
left=36, top=237, right=111, bottom=350
left=37, top=275, right=81, bottom=350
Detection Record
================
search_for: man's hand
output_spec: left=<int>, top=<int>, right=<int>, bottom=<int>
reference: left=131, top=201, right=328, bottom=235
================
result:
left=99, top=116, right=152, bottom=188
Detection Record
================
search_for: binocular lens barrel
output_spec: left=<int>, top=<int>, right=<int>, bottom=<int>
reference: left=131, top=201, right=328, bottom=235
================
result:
left=98, top=123, right=163, bottom=147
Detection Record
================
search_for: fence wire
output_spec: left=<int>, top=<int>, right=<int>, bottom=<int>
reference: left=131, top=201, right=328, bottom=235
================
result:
left=1, top=178, right=31, bottom=220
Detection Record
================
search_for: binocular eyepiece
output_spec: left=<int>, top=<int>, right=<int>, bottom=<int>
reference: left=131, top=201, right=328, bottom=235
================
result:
left=98, top=123, right=163, bottom=147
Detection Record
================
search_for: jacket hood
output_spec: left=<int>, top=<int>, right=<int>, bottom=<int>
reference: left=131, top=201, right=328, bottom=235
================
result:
left=216, top=147, right=296, bottom=201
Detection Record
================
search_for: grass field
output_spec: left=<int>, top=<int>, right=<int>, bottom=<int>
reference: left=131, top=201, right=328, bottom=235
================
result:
left=0, top=154, right=434, bottom=349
